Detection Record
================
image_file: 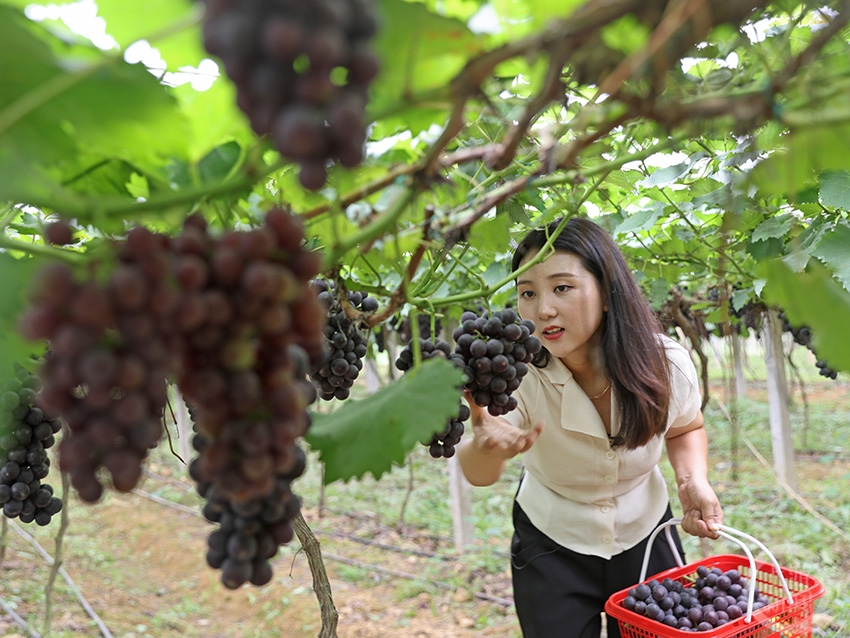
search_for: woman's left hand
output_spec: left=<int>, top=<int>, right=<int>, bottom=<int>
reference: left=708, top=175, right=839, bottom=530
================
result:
left=677, top=477, right=723, bottom=539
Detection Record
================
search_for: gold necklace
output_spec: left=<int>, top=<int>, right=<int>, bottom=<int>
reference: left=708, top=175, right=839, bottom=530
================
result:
left=590, top=382, right=611, bottom=400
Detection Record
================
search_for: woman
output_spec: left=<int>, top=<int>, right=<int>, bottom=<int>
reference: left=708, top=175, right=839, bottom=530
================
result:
left=457, top=217, right=723, bottom=638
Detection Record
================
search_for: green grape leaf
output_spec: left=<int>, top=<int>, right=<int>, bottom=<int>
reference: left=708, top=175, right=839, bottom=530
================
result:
left=0, top=255, right=44, bottom=379
left=761, top=259, right=850, bottom=373
left=305, top=358, right=465, bottom=484
left=752, top=213, right=794, bottom=242
left=811, top=221, right=850, bottom=291
left=819, top=170, right=850, bottom=209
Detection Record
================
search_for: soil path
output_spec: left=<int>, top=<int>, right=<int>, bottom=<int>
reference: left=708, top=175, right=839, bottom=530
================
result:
left=0, top=483, right=522, bottom=638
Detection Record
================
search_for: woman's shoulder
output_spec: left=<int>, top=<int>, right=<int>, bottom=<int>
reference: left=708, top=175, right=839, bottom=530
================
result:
left=657, top=333, right=699, bottom=384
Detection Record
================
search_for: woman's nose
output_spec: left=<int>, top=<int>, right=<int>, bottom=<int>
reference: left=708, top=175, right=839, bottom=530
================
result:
left=537, top=294, right=556, bottom=318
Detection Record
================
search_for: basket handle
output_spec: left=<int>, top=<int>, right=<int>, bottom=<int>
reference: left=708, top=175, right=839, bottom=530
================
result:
left=638, top=517, right=794, bottom=624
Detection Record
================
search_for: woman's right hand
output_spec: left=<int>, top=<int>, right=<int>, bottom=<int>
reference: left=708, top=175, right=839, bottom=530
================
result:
left=464, top=391, right=544, bottom=460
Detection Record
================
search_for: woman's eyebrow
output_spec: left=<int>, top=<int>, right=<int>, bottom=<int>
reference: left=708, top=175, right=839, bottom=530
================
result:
left=517, top=272, right=577, bottom=286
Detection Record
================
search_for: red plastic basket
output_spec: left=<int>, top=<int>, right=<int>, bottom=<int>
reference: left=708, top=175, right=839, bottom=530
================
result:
left=604, top=523, right=825, bottom=638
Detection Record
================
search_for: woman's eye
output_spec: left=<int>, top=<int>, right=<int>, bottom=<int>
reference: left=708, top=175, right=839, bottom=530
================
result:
left=519, top=290, right=534, bottom=299
left=555, top=284, right=571, bottom=293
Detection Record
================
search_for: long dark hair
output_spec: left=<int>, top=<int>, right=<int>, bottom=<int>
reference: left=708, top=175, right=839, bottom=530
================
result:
left=511, top=217, right=670, bottom=449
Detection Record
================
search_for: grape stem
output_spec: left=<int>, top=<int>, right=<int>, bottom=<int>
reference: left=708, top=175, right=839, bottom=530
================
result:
left=0, top=235, right=84, bottom=263
left=292, top=512, right=339, bottom=638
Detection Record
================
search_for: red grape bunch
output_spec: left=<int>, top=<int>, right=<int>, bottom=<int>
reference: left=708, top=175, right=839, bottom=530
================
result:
left=0, top=365, right=64, bottom=525
left=19, top=230, right=178, bottom=503
left=452, top=309, right=542, bottom=416
left=621, top=566, right=771, bottom=631
left=188, top=345, right=314, bottom=589
left=200, top=0, right=381, bottom=190
left=395, top=337, right=470, bottom=458
left=309, top=279, right=378, bottom=401
left=173, top=210, right=326, bottom=505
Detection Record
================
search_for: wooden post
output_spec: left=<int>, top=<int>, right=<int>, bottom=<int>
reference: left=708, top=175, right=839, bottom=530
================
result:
left=763, top=310, right=798, bottom=490
left=447, top=454, right=474, bottom=553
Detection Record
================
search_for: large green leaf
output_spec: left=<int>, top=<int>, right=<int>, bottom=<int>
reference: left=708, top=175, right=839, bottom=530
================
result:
left=0, top=6, right=189, bottom=203
left=491, top=0, right=586, bottom=38
left=0, top=255, right=43, bottom=379
left=811, top=221, right=850, bottom=292
left=370, top=0, right=485, bottom=127
left=751, top=124, right=850, bottom=197
left=305, top=358, right=464, bottom=484
left=819, top=170, right=850, bottom=210
left=761, top=259, right=850, bottom=373
left=94, top=0, right=207, bottom=71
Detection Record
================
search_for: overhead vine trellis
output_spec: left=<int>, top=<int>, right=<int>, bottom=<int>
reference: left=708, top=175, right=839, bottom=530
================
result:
left=3, top=0, right=850, bottom=635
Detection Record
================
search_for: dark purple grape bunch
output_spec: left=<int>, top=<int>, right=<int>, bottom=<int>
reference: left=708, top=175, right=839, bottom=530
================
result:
left=780, top=313, right=838, bottom=379
left=395, top=337, right=469, bottom=458
left=199, top=0, right=381, bottom=190
left=0, top=365, right=63, bottom=525
left=188, top=343, right=316, bottom=589
left=453, top=309, right=542, bottom=416
left=622, top=566, right=770, bottom=631
left=309, top=279, right=378, bottom=401
left=189, top=410, right=306, bottom=590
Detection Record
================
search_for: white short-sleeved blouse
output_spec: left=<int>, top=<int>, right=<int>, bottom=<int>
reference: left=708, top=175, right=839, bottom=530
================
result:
left=501, top=334, right=701, bottom=559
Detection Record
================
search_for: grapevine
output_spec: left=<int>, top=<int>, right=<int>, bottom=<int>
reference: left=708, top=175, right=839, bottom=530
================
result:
left=452, top=309, right=542, bottom=417
left=0, top=364, right=63, bottom=525
left=309, top=278, right=377, bottom=401
left=199, top=0, right=381, bottom=190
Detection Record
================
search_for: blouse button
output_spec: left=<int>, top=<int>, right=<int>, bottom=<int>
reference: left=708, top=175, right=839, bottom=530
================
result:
left=604, top=475, right=615, bottom=484
left=602, top=536, right=613, bottom=544
left=601, top=505, right=612, bottom=513
left=605, top=451, right=616, bottom=460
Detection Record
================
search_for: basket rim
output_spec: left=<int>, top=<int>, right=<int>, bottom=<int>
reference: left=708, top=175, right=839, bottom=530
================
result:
left=604, top=554, right=825, bottom=638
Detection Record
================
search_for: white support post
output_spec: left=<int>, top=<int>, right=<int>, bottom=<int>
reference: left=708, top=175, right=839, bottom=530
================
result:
left=731, top=333, right=746, bottom=401
left=173, top=386, right=193, bottom=465
left=447, top=454, right=474, bottom=553
left=763, top=310, right=798, bottom=490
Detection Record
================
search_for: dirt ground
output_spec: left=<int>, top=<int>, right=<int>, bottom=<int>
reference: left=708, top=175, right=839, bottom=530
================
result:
left=0, top=482, right=523, bottom=638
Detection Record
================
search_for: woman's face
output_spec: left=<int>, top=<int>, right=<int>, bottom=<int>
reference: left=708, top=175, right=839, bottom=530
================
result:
left=516, top=250, right=606, bottom=365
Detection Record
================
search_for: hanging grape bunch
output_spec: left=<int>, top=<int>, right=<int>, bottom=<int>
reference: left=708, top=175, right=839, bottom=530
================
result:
left=395, top=335, right=469, bottom=458
left=188, top=344, right=316, bottom=589
left=0, top=365, right=64, bottom=526
left=19, top=225, right=178, bottom=503
left=309, top=279, right=377, bottom=401
left=621, top=566, right=771, bottom=631
left=173, top=210, right=327, bottom=505
left=453, top=309, right=542, bottom=416
left=199, top=0, right=381, bottom=190
left=780, top=313, right=839, bottom=379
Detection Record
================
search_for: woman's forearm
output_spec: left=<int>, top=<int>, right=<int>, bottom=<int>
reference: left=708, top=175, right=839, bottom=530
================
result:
left=456, top=437, right=508, bottom=486
left=665, top=425, right=710, bottom=489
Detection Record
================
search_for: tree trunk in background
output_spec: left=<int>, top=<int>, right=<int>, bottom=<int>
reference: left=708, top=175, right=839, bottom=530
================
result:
left=763, top=310, right=798, bottom=490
